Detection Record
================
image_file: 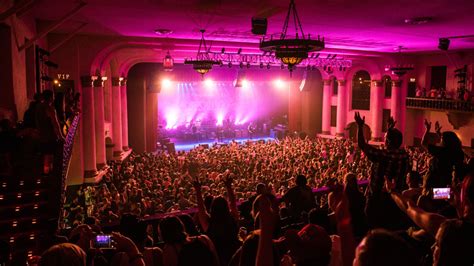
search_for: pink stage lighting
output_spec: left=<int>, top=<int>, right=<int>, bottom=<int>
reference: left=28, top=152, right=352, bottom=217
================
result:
left=204, top=78, right=214, bottom=88
left=162, top=79, right=173, bottom=91
left=273, top=79, right=286, bottom=90
left=216, top=113, right=224, bottom=126
left=165, top=109, right=179, bottom=129
left=241, top=79, right=249, bottom=89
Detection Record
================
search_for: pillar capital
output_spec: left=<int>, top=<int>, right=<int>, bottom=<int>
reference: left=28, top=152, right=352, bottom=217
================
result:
left=80, top=76, right=94, bottom=88
left=112, top=77, right=121, bottom=87
left=119, top=77, right=127, bottom=87
left=112, top=77, right=127, bottom=87
left=372, top=80, right=383, bottom=87
left=323, top=79, right=332, bottom=86
left=337, top=79, right=346, bottom=86
left=392, top=80, right=402, bottom=87
left=92, top=76, right=105, bottom=87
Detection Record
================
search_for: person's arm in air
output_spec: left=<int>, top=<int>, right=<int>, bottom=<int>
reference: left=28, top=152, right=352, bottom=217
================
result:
left=421, top=119, right=431, bottom=150
left=385, top=177, right=446, bottom=236
left=354, top=112, right=380, bottom=161
left=223, top=172, right=239, bottom=221
left=434, top=121, right=442, bottom=140
left=256, top=196, right=275, bottom=266
left=111, top=232, right=146, bottom=266
left=191, top=169, right=210, bottom=232
left=354, top=112, right=367, bottom=150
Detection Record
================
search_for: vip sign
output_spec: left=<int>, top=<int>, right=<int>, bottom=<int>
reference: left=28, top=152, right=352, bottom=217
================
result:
left=57, top=73, right=70, bottom=80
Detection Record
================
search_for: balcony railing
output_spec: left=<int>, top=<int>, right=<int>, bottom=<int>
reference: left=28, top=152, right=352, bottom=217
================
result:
left=406, top=97, right=474, bottom=112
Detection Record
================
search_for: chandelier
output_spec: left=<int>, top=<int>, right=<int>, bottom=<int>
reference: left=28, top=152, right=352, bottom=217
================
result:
left=385, top=46, right=414, bottom=77
left=185, top=30, right=221, bottom=77
left=259, top=0, right=324, bottom=75
left=163, top=51, right=174, bottom=71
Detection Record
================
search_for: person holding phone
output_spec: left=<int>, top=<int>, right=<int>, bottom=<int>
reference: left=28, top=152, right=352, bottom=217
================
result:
left=422, top=120, right=466, bottom=188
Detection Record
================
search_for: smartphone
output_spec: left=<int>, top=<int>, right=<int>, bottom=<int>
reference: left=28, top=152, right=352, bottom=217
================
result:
left=432, top=188, right=451, bottom=200
left=94, top=234, right=113, bottom=249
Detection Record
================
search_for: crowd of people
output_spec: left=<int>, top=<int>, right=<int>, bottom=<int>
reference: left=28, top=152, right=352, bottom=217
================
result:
left=3, top=110, right=474, bottom=266
left=65, top=137, right=372, bottom=226
left=415, top=86, right=473, bottom=102
left=0, top=88, right=79, bottom=176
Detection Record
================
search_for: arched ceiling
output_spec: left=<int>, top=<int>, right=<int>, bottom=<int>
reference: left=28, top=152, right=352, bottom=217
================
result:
left=28, top=0, right=474, bottom=53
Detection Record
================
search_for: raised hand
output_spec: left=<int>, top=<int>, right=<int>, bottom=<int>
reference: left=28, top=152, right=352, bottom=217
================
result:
left=384, top=176, right=396, bottom=193
left=388, top=116, right=397, bottom=129
left=354, top=112, right=365, bottom=127
left=424, top=119, right=432, bottom=131
left=435, top=121, right=442, bottom=134
left=111, top=232, right=140, bottom=255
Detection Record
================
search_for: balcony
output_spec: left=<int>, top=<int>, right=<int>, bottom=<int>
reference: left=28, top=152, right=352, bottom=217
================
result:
left=406, top=97, right=474, bottom=113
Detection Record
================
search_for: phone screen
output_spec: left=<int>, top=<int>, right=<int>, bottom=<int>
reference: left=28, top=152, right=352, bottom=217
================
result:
left=94, top=234, right=112, bottom=248
left=432, top=188, right=451, bottom=200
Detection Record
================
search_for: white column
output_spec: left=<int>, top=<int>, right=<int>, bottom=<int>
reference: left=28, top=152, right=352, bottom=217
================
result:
left=120, top=78, right=129, bottom=150
left=370, top=80, right=384, bottom=141
left=336, top=79, right=347, bottom=137
left=111, top=77, right=123, bottom=156
left=94, top=77, right=107, bottom=169
left=391, top=80, right=403, bottom=130
left=322, top=79, right=333, bottom=135
left=80, top=76, right=97, bottom=178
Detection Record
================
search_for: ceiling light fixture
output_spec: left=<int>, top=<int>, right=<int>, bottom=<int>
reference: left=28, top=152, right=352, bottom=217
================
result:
left=385, top=46, right=414, bottom=77
left=259, top=0, right=324, bottom=76
left=184, top=30, right=221, bottom=77
left=154, top=29, right=173, bottom=35
left=404, top=17, right=432, bottom=25
left=163, top=51, right=174, bottom=71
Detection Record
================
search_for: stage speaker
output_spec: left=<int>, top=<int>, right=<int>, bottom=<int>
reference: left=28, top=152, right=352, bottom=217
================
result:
left=438, top=38, right=450, bottom=51
left=166, top=142, right=176, bottom=154
left=251, top=17, right=267, bottom=35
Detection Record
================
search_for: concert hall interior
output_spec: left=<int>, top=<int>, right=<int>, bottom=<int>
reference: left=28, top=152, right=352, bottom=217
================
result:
left=1, top=0, right=474, bottom=265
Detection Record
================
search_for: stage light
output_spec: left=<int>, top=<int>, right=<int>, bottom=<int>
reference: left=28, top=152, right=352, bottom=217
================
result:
left=204, top=78, right=214, bottom=88
left=216, top=113, right=224, bottom=126
left=267, top=63, right=271, bottom=69
left=165, top=109, right=179, bottom=129
left=273, top=79, right=286, bottom=90
left=260, top=62, right=264, bottom=69
left=228, top=62, right=232, bottom=68
left=240, top=62, right=244, bottom=69
left=162, top=79, right=172, bottom=90
left=241, top=79, right=249, bottom=89
left=246, top=62, right=251, bottom=68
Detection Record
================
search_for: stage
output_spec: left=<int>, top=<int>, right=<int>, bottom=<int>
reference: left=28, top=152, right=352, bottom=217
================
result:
left=170, top=135, right=276, bottom=152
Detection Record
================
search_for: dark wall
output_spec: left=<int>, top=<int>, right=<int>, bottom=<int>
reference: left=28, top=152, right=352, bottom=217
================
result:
left=0, top=24, right=16, bottom=120
left=127, top=64, right=148, bottom=153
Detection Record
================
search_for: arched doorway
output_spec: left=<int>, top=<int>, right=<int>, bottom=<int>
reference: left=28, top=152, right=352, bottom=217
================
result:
left=346, top=122, right=371, bottom=142
left=352, top=70, right=371, bottom=110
